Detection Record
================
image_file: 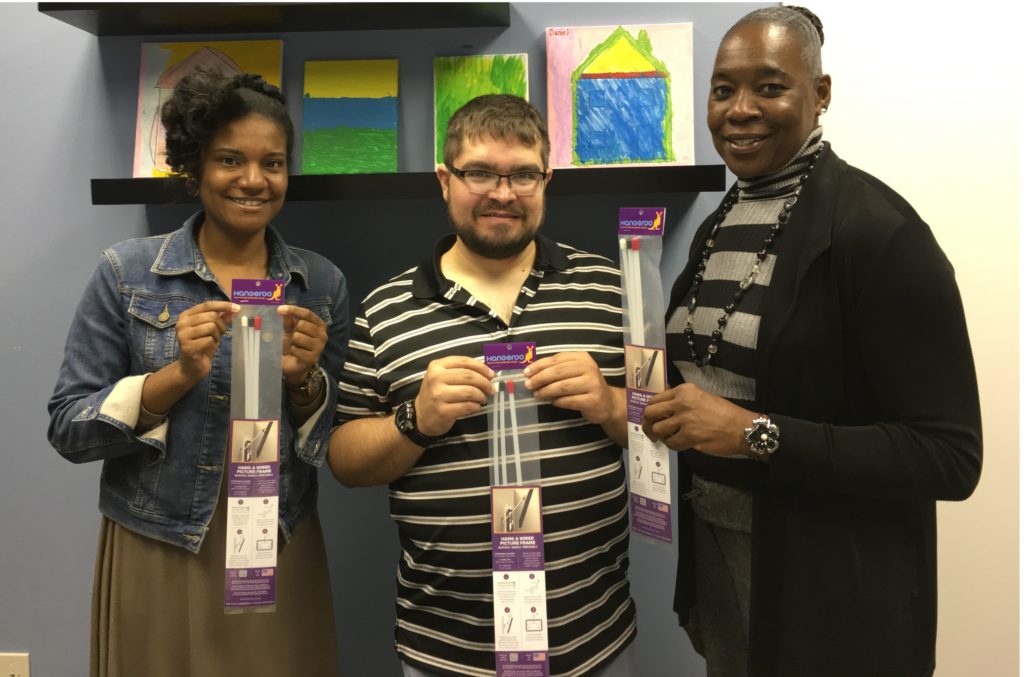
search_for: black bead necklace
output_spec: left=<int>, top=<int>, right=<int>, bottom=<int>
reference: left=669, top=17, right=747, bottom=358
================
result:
left=682, top=148, right=821, bottom=367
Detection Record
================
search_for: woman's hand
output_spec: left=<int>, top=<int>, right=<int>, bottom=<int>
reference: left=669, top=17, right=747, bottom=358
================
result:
left=641, top=383, right=755, bottom=457
left=140, top=301, right=238, bottom=417
left=278, top=305, right=328, bottom=385
left=175, top=301, right=239, bottom=383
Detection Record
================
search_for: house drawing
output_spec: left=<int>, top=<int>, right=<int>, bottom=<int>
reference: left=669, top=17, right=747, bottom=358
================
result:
left=571, top=26, right=674, bottom=166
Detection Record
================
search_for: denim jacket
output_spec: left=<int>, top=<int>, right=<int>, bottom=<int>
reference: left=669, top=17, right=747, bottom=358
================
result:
left=48, top=213, right=349, bottom=553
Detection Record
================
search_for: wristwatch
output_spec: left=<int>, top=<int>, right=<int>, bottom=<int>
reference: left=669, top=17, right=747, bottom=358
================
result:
left=395, top=399, right=441, bottom=447
left=744, top=415, right=780, bottom=458
left=286, top=366, right=325, bottom=399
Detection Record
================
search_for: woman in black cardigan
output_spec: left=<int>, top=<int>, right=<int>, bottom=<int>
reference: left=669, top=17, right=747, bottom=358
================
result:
left=642, top=6, right=981, bottom=676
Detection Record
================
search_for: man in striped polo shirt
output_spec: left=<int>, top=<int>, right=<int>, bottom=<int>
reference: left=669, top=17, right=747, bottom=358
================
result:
left=328, top=95, right=637, bottom=677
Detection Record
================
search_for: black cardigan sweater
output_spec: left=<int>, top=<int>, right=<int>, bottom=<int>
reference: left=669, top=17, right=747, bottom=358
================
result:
left=668, top=144, right=983, bottom=677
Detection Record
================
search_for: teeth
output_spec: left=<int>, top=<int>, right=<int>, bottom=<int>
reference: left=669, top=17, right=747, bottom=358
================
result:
left=730, top=138, right=762, bottom=147
left=231, top=198, right=265, bottom=206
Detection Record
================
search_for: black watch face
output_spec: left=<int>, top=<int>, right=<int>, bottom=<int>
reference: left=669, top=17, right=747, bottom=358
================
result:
left=397, top=402, right=415, bottom=434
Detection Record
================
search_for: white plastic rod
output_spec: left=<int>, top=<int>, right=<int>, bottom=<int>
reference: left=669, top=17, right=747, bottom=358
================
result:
left=491, top=380, right=501, bottom=485
left=507, top=380, right=523, bottom=486
left=628, top=237, right=645, bottom=345
left=498, top=386, right=507, bottom=486
left=620, top=237, right=645, bottom=345
left=241, top=316, right=252, bottom=418
left=251, top=315, right=261, bottom=419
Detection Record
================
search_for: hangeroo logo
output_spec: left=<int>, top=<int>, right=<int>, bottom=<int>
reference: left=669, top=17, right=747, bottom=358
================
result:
left=618, top=207, right=666, bottom=235
left=232, top=279, right=284, bottom=305
left=483, top=342, right=537, bottom=370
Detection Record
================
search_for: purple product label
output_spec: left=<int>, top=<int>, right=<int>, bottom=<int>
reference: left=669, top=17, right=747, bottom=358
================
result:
left=618, top=207, right=666, bottom=236
left=228, top=461, right=281, bottom=497
left=225, top=567, right=277, bottom=608
left=491, top=486, right=545, bottom=571
left=484, top=342, right=537, bottom=371
left=497, top=651, right=550, bottom=677
left=493, top=533, right=545, bottom=572
left=227, top=419, right=281, bottom=496
left=630, top=493, right=673, bottom=542
left=232, top=278, right=285, bottom=305
left=626, top=388, right=654, bottom=424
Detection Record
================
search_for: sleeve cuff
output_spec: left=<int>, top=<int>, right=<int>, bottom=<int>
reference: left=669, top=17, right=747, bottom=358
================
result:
left=99, top=373, right=169, bottom=445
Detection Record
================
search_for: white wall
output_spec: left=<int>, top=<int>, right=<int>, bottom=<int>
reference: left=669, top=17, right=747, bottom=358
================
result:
left=815, top=2, right=1020, bottom=675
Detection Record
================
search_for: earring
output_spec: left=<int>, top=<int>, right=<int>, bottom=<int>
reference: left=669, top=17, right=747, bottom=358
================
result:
left=820, top=106, right=828, bottom=114
left=185, top=177, right=199, bottom=197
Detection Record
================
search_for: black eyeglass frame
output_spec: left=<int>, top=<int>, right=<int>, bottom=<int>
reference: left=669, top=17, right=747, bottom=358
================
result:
left=446, top=165, right=549, bottom=196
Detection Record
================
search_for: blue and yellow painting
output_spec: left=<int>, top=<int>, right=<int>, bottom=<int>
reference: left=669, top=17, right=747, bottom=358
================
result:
left=302, top=59, right=398, bottom=174
left=571, top=27, right=672, bottom=165
left=546, top=23, right=693, bottom=169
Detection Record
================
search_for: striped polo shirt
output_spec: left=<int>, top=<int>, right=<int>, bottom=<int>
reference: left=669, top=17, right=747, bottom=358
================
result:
left=335, top=234, right=637, bottom=676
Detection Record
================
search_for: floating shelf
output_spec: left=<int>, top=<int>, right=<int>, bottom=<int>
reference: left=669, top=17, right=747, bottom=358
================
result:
left=90, top=166, right=726, bottom=205
left=38, top=2, right=511, bottom=36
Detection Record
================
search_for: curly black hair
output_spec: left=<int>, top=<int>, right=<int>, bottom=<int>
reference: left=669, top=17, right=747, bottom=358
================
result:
left=160, top=68, right=294, bottom=180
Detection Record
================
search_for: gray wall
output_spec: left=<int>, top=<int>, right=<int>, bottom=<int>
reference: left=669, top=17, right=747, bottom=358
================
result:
left=0, top=3, right=763, bottom=675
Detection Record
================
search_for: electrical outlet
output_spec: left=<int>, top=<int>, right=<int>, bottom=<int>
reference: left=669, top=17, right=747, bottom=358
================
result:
left=0, top=652, right=30, bottom=677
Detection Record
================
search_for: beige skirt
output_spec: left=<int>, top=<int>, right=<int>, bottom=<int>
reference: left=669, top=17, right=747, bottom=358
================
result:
left=91, top=477, right=339, bottom=677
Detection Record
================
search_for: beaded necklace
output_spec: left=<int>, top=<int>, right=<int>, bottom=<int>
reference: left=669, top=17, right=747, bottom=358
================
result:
left=682, top=148, right=822, bottom=367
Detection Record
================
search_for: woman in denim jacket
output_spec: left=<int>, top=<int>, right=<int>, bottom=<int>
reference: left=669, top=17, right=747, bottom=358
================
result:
left=48, top=70, right=349, bottom=676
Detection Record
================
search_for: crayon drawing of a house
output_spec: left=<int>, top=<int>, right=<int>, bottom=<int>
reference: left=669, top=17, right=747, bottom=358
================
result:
left=546, top=23, right=692, bottom=169
left=571, top=27, right=672, bottom=166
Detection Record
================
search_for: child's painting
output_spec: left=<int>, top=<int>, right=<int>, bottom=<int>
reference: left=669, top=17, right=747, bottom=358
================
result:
left=133, top=40, right=283, bottom=178
left=433, top=54, right=529, bottom=165
left=302, top=59, right=399, bottom=175
left=546, top=24, right=693, bottom=169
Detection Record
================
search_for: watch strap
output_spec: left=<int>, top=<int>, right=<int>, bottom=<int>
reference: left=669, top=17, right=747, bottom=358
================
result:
left=285, top=365, right=325, bottom=400
left=395, top=399, right=440, bottom=447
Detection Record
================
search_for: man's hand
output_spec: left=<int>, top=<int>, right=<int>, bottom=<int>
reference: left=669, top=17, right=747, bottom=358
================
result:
left=524, top=352, right=627, bottom=446
left=414, top=356, right=495, bottom=437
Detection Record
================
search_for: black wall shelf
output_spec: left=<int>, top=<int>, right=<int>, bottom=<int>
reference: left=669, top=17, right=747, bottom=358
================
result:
left=48, top=1, right=726, bottom=206
left=91, top=165, right=725, bottom=205
left=38, top=2, right=511, bottom=36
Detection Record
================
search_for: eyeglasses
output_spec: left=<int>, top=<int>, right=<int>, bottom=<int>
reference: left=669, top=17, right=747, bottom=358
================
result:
left=448, top=166, right=547, bottom=196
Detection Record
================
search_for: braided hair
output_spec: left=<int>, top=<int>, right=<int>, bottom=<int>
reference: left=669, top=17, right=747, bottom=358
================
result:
left=161, top=68, right=294, bottom=180
left=729, top=5, right=825, bottom=78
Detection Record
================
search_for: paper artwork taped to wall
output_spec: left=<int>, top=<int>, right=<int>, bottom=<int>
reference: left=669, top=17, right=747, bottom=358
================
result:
left=302, top=60, right=399, bottom=175
left=546, top=24, right=693, bottom=169
left=133, top=40, right=283, bottom=178
left=433, top=54, right=529, bottom=165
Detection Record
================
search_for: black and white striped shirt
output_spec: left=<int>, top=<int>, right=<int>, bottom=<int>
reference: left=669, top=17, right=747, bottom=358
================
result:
left=335, top=234, right=636, bottom=676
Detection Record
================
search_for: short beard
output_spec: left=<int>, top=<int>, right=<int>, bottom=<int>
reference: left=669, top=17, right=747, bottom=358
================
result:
left=449, top=200, right=544, bottom=260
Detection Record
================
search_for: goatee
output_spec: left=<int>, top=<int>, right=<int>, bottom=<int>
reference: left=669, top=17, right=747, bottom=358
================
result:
left=449, top=201, right=544, bottom=260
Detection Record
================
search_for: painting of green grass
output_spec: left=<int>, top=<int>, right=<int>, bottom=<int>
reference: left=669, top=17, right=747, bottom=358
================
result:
left=433, top=54, right=529, bottom=165
left=302, top=126, right=397, bottom=174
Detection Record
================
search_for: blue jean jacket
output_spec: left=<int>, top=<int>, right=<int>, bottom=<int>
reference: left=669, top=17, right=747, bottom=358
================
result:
left=48, top=213, right=349, bottom=553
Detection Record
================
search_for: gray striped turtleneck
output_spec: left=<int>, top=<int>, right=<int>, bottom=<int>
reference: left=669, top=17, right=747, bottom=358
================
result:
left=667, top=127, right=824, bottom=532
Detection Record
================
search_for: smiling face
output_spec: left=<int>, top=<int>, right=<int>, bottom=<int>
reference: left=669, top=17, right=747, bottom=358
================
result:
left=708, top=22, right=831, bottom=179
left=437, top=134, right=552, bottom=260
left=198, top=113, right=288, bottom=239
